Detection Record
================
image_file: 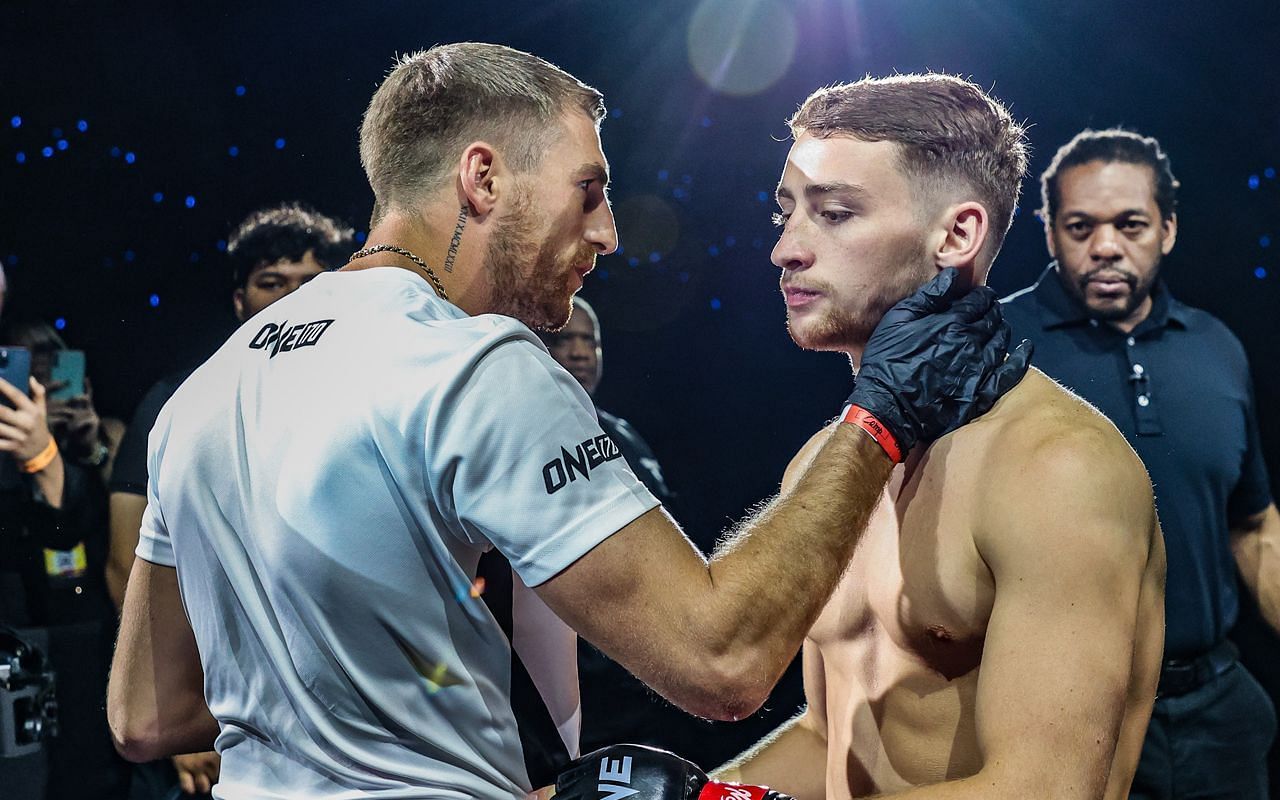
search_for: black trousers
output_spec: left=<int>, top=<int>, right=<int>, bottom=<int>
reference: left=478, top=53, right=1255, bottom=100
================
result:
left=1132, top=662, right=1277, bottom=799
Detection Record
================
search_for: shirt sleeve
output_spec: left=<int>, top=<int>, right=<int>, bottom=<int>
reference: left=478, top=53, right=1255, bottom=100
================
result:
left=134, top=408, right=176, bottom=567
left=1228, top=372, right=1274, bottom=523
left=427, top=335, right=660, bottom=587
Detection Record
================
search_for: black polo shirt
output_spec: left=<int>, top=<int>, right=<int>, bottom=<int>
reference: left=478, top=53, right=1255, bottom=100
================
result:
left=1002, top=265, right=1273, bottom=659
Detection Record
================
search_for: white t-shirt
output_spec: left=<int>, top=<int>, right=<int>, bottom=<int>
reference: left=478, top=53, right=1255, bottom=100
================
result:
left=137, top=268, right=659, bottom=799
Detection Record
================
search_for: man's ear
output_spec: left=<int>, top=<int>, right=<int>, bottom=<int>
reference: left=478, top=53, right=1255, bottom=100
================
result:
left=934, top=201, right=989, bottom=270
left=456, top=142, right=501, bottom=218
left=1160, top=213, right=1178, bottom=256
left=232, top=287, right=246, bottom=322
left=1042, top=213, right=1057, bottom=260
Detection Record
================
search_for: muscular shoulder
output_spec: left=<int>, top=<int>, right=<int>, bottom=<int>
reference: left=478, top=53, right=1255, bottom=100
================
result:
left=964, top=370, right=1156, bottom=562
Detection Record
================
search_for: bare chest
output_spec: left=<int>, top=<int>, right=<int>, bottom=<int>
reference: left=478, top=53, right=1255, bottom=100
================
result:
left=808, top=467, right=996, bottom=793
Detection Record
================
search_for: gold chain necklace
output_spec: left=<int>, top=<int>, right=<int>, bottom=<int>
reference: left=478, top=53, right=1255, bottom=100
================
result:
left=347, top=245, right=448, bottom=301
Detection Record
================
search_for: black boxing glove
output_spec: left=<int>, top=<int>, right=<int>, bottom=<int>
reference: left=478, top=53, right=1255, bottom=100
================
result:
left=552, top=744, right=793, bottom=800
left=843, top=267, right=1032, bottom=462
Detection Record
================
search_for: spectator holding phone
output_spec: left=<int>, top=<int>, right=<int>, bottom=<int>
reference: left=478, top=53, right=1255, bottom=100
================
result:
left=0, top=319, right=131, bottom=799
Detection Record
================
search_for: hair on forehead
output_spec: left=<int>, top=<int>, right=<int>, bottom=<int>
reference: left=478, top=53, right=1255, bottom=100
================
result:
left=1039, top=128, right=1179, bottom=226
left=360, top=42, right=606, bottom=225
left=789, top=73, right=1029, bottom=263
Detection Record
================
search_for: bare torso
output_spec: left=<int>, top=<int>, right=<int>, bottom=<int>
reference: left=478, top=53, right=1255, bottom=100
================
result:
left=804, top=370, right=1164, bottom=799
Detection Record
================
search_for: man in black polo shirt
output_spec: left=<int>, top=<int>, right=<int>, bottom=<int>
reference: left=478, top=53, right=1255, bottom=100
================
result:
left=1003, top=128, right=1280, bottom=799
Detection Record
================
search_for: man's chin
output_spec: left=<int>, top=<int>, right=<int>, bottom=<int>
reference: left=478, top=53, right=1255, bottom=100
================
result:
left=786, top=313, right=863, bottom=353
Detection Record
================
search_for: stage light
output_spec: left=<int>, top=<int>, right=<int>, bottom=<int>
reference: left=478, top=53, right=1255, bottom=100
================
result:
left=708, top=245, right=721, bottom=256
left=274, top=137, right=286, bottom=149
left=687, top=0, right=797, bottom=97
left=15, top=152, right=25, bottom=164
left=41, top=146, right=53, bottom=157
left=1248, top=175, right=1260, bottom=190
left=153, top=192, right=164, bottom=203
left=1255, top=267, right=1268, bottom=279
left=56, top=139, right=68, bottom=151
left=658, top=169, right=669, bottom=181
left=710, top=297, right=723, bottom=310
left=1261, top=235, right=1271, bottom=248
left=54, top=318, right=66, bottom=331
left=149, top=294, right=161, bottom=307
left=216, top=239, right=227, bottom=252
left=109, top=146, right=121, bottom=157
left=77, top=120, right=88, bottom=132
left=355, top=231, right=368, bottom=243
left=9, top=116, right=20, bottom=128
left=1266, top=167, right=1277, bottom=179
left=52, top=127, right=63, bottom=138
left=228, top=145, right=240, bottom=157
left=235, top=85, right=247, bottom=96
left=124, top=250, right=136, bottom=262
left=185, top=195, right=196, bottom=208
left=628, top=256, right=640, bottom=267
left=124, top=151, right=136, bottom=164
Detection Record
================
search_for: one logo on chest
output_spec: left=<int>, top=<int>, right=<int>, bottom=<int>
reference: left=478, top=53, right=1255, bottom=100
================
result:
left=248, top=319, right=335, bottom=358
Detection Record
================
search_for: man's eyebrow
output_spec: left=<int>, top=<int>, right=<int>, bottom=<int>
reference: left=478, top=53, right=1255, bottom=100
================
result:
left=577, top=162, right=610, bottom=187
left=775, top=182, right=868, bottom=202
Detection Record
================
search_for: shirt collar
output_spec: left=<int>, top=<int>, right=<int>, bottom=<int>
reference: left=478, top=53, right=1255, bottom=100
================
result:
left=1026, top=263, right=1190, bottom=332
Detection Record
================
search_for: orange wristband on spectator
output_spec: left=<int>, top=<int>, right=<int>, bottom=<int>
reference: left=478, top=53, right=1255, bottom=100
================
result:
left=21, top=438, right=58, bottom=474
left=840, top=404, right=904, bottom=464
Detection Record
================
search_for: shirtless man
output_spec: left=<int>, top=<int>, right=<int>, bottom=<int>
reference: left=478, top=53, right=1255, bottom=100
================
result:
left=715, top=75, right=1167, bottom=800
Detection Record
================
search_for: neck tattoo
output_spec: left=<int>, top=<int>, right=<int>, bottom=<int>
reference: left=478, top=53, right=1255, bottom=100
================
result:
left=444, top=205, right=468, bottom=273
left=346, top=245, right=448, bottom=301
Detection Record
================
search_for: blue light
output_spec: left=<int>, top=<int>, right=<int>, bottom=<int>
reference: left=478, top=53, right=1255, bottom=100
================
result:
left=56, top=139, right=68, bottom=151
left=678, top=271, right=690, bottom=283
left=109, top=146, right=121, bottom=157
left=152, top=191, right=164, bottom=203
left=1262, top=235, right=1272, bottom=248
left=672, top=187, right=688, bottom=200
left=228, top=145, right=240, bottom=157
left=52, top=127, right=63, bottom=138
left=215, top=239, right=227, bottom=252
left=1248, top=175, right=1260, bottom=190
left=700, top=116, right=712, bottom=128
left=235, top=85, right=247, bottom=96
left=124, top=151, right=136, bottom=164
left=615, top=244, right=625, bottom=255
left=681, top=174, right=692, bottom=184
left=9, top=116, right=20, bottom=128
left=355, top=230, right=368, bottom=244
left=610, top=107, right=623, bottom=118
left=149, top=294, right=161, bottom=308
left=627, top=256, right=640, bottom=267
left=41, top=146, right=53, bottom=158
left=657, top=169, right=669, bottom=181
left=1255, top=267, right=1268, bottom=279
left=185, top=195, right=196, bottom=208
left=707, top=245, right=720, bottom=256
left=189, top=252, right=200, bottom=263
left=54, top=318, right=66, bottom=331
left=710, top=297, right=722, bottom=310
left=725, top=236, right=736, bottom=247
left=15, top=152, right=25, bottom=164
left=5, top=255, right=17, bottom=266
left=76, top=120, right=88, bottom=132
left=649, top=251, right=661, bottom=263
left=274, top=137, right=286, bottom=150
left=756, top=190, right=769, bottom=203
left=123, top=249, right=136, bottom=262
left=597, top=269, right=609, bottom=280
left=1266, top=167, right=1277, bottom=180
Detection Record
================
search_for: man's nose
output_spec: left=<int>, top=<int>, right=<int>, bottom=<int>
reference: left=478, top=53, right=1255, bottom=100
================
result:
left=1090, top=226, right=1122, bottom=260
left=771, top=227, right=813, bottom=272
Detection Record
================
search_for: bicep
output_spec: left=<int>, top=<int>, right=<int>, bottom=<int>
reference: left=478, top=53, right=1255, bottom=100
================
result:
left=973, top=439, right=1156, bottom=795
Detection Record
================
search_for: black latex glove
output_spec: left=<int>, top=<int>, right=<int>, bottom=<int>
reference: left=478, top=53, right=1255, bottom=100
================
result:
left=847, top=268, right=1032, bottom=458
left=553, top=744, right=793, bottom=799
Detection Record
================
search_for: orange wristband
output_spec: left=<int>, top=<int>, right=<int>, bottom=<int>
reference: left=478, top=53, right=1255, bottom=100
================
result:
left=840, top=404, right=904, bottom=464
left=21, top=437, right=59, bottom=474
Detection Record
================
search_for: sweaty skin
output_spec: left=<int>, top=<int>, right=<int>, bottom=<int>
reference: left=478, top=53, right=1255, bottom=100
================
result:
left=725, top=370, right=1165, bottom=800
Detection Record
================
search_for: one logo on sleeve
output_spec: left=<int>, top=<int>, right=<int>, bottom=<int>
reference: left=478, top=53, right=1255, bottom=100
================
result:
left=542, top=434, right=622, bottom=494
left=248, top=319, right=335, bottom=358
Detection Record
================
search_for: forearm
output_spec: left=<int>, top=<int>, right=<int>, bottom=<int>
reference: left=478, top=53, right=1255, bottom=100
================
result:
left=107, top=491, right=149, bottom=610
left=30, top=453, right=65, bottom=510
left=1233, top=506, right=1280, bottom=634
left=715, top=709, right=828, bottom=800
left=694, top=426, right=891, bottom=699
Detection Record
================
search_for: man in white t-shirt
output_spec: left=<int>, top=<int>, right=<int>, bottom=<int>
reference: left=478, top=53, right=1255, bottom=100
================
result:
left=107, top=43, right=1029, bottom=799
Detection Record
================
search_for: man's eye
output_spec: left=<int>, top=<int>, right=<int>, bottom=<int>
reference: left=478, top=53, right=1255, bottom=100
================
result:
left=1065, top=222, right=1089, bottom=235
left=1119, top=220, right=1148, bottom=230
left=771, top=212, right=789, bottom=227
left=820, top=210, right=852, bottom=223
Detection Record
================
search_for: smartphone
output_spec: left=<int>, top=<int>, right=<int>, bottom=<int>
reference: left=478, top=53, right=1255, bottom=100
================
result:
left=49, top=349, right=86, bottom=400
left=0, top=347, right=32, bottom=407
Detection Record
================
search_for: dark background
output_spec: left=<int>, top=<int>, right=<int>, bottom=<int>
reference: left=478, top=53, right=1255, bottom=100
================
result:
left=3, top=0, right=1278, bottom=765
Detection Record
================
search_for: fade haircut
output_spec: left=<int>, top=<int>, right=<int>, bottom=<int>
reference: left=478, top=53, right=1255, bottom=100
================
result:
left=1040, top=128, right=1179, bottom=226
left=227, top=203, right=355, bottom=288
left=789, top=74, right=1029, bottom=263
left=360, top=42, right=606, bottom=224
